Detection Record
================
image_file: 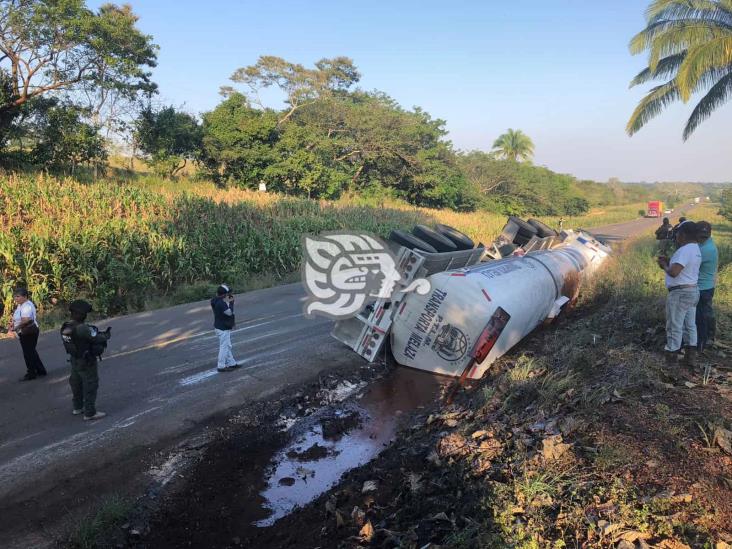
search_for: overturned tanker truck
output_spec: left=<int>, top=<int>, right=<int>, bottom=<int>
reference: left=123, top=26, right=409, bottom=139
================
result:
left=332, top=217, right=611, bottom=379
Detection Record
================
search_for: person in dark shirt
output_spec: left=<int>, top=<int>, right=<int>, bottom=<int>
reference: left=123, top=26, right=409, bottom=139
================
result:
left=695, top=221, right=718, bottom=352
left=671, top=216, right=687, bottom=248
left=211, top=284, right=241, bottom=372
left=62, top=300, right=111, bottom=420
left=655, top=217, right=673, bottom=255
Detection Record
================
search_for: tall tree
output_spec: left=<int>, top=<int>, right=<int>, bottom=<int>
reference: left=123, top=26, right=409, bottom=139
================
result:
left=627, top=0, right=732, bottom=140
left=134, top=106, right=203, bottom=178
left=32, top=102, right=106, bottom=174
left=491, top=129, right=534, bottom=161
left=0, top=1, right=157, bottom=116
left=199, top=92, right=280, bottom=185
left=226, top=56, right=360, bottom=125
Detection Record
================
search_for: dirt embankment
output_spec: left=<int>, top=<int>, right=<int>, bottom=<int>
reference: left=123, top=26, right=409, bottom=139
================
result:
left=236, top=303, right=732, bottom=548
left=114, top=295, right=732, bottom=549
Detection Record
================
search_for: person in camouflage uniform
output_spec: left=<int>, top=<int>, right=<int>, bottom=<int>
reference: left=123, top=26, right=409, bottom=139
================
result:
left=61, top=300, right=111, bottom=421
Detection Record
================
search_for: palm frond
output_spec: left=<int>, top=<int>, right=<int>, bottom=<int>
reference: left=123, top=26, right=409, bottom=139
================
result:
left=630, top=20, right=730, bottom=69
left=626, top=80, right=681, bottom=135
left=491, top=129, right=534, bottom=161
left=683, top=69, right=732, bottom=138
left=630, top=52, right=687, bottom=86
left=646, top=0, right=732, bottom=25
left=676, top=35, right=732, bottom=99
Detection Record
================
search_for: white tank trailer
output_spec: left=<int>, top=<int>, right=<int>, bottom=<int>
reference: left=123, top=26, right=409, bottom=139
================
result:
left=389, top=232, right=611, bottom=379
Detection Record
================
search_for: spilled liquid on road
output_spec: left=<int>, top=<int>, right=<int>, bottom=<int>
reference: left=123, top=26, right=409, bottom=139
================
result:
left=256, top=367, right=448, bottom=526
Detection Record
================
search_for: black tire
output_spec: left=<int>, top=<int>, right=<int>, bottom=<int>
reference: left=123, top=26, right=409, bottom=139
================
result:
left=434, top=224, right=474, bottom=250
left=508, top=216, right=538, bottom=235
left=513, top=233, right=531, bottom=246
left=388, top=229, right=438, bottom=253
left=498, top=243, right=517, bottom=257
left=516, top=226, right=537, bottom=239
left=412, top=225, right=458, bottom=253
left=527, top=218, right=558, bottom=238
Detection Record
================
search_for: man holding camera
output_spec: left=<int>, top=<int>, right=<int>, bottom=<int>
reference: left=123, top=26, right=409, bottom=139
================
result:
left=657, top=221, right=701, bottom=369
left=211, top=285, right=241, bottom=372
left=61, top=300, right=112, bottom=421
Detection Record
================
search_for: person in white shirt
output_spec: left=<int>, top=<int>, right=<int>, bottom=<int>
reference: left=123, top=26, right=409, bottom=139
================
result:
left=9, top=287, right=47, bottom=381
left=657, top=221, right=701, bottom=369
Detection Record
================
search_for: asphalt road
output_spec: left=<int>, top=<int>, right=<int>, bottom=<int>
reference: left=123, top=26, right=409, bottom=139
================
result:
left=0, top=204, right=697, bottom=544
left=0, top=283, right=358, bottom=545
left=587, top=202, right=695, bottom=242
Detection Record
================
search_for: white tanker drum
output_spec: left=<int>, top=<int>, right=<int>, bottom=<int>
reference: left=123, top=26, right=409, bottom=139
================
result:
left=390, top=231, right=610, bottom=379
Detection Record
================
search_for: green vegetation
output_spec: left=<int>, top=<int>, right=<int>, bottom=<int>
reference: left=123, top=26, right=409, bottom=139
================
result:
left=491, top=128, right=535, bottom=162
left=628, top=0, right=732, bottom=140
left=0, top=2, right=718, bottom=221
left=460, top=152, right=590, bottom=215
left=0, top=174, right=645, bottom=325
left=134, top=106, right=203, bottom=177
left=67, top=494, right=132, bottom=549
left=198, top=82, right=478, bottom=210
left=0, top=0, right=157, bottom=162
left=0, top=0, right=725, bottom=327
left=719, top=187, right=732, bottom=222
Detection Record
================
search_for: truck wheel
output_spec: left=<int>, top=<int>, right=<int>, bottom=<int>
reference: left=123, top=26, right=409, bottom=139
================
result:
left=434, top=224, right=474, bottom=250
left=388, top=230, right=438, bottom=253
left=508, top=216, right=538, bottom=235
left=412, top=225, right=458, bottom=252
left=527, top=218, right=557, bottom=238
left=513, top=233, right=531, bottom=246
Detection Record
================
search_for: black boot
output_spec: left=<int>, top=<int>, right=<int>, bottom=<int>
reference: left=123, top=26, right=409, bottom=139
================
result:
left=683, top=346, right=697, bottom=370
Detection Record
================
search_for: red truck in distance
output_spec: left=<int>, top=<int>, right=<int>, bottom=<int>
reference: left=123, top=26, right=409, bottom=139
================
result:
left=646, top=200, right=663, bottom=218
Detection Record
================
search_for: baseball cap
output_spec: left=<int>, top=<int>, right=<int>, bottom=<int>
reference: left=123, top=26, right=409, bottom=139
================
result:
left=217, top=284, right=231, bottom=295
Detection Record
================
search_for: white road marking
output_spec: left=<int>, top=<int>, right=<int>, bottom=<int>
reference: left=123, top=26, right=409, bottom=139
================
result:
left=105, top=313, right=304, bottom=361
left=0, top=431, right=43, bottom=451
left=114, top=406, right=164, bottom=428
left=179, top=370, right=218, bottom=386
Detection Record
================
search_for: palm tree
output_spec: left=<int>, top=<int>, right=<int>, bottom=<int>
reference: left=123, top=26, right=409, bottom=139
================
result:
left=627, top=0, right=732, bottom=140
left=491, top=129, right=534, bottom=161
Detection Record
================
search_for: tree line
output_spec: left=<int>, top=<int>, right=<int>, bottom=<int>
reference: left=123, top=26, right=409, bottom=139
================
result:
left=1, top=1, right=724, bottom=217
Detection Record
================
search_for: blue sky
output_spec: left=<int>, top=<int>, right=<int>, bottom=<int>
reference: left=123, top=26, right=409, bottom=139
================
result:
left=91, top=0, right=732, bottom=182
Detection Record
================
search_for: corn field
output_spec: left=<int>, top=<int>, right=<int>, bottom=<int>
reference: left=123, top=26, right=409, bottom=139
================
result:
left=0, top=174, right=642, bottom=322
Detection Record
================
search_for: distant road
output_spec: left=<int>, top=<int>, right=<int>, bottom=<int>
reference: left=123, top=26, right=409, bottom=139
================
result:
left=588, top=202, right=696, bottom=242
left=0, top=202, right=698, bottom=546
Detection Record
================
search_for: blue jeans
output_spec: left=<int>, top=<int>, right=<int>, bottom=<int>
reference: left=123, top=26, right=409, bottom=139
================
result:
left=696, top=288, right=715, bottom=351
left=665, top=287, right=699, bottom=352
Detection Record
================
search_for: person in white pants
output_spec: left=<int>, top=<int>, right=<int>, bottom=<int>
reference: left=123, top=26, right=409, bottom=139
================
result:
left=658, top=221, right=701, bottom=369
left=210, top=285, right=241, bottom=372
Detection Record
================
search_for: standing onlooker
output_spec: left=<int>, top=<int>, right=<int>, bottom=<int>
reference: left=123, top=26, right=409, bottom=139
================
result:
left=60, top=300, right=111, bottom=420
left=655, top=217, right=673, bottom=256
left=695, top=221, right=718, bottom=352
left=658, top=222, right=701, bottom=369
left=211, top=285, right=241, bottom=372
left=671, top=216, right=687, bottom=247
left=9, top=288, right=47, bottom=381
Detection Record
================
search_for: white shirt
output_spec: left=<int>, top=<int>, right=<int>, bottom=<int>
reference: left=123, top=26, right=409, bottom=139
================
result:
left=13, top=301, right=38, bottom=333
left=665, top=243, right=701, bottom=288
